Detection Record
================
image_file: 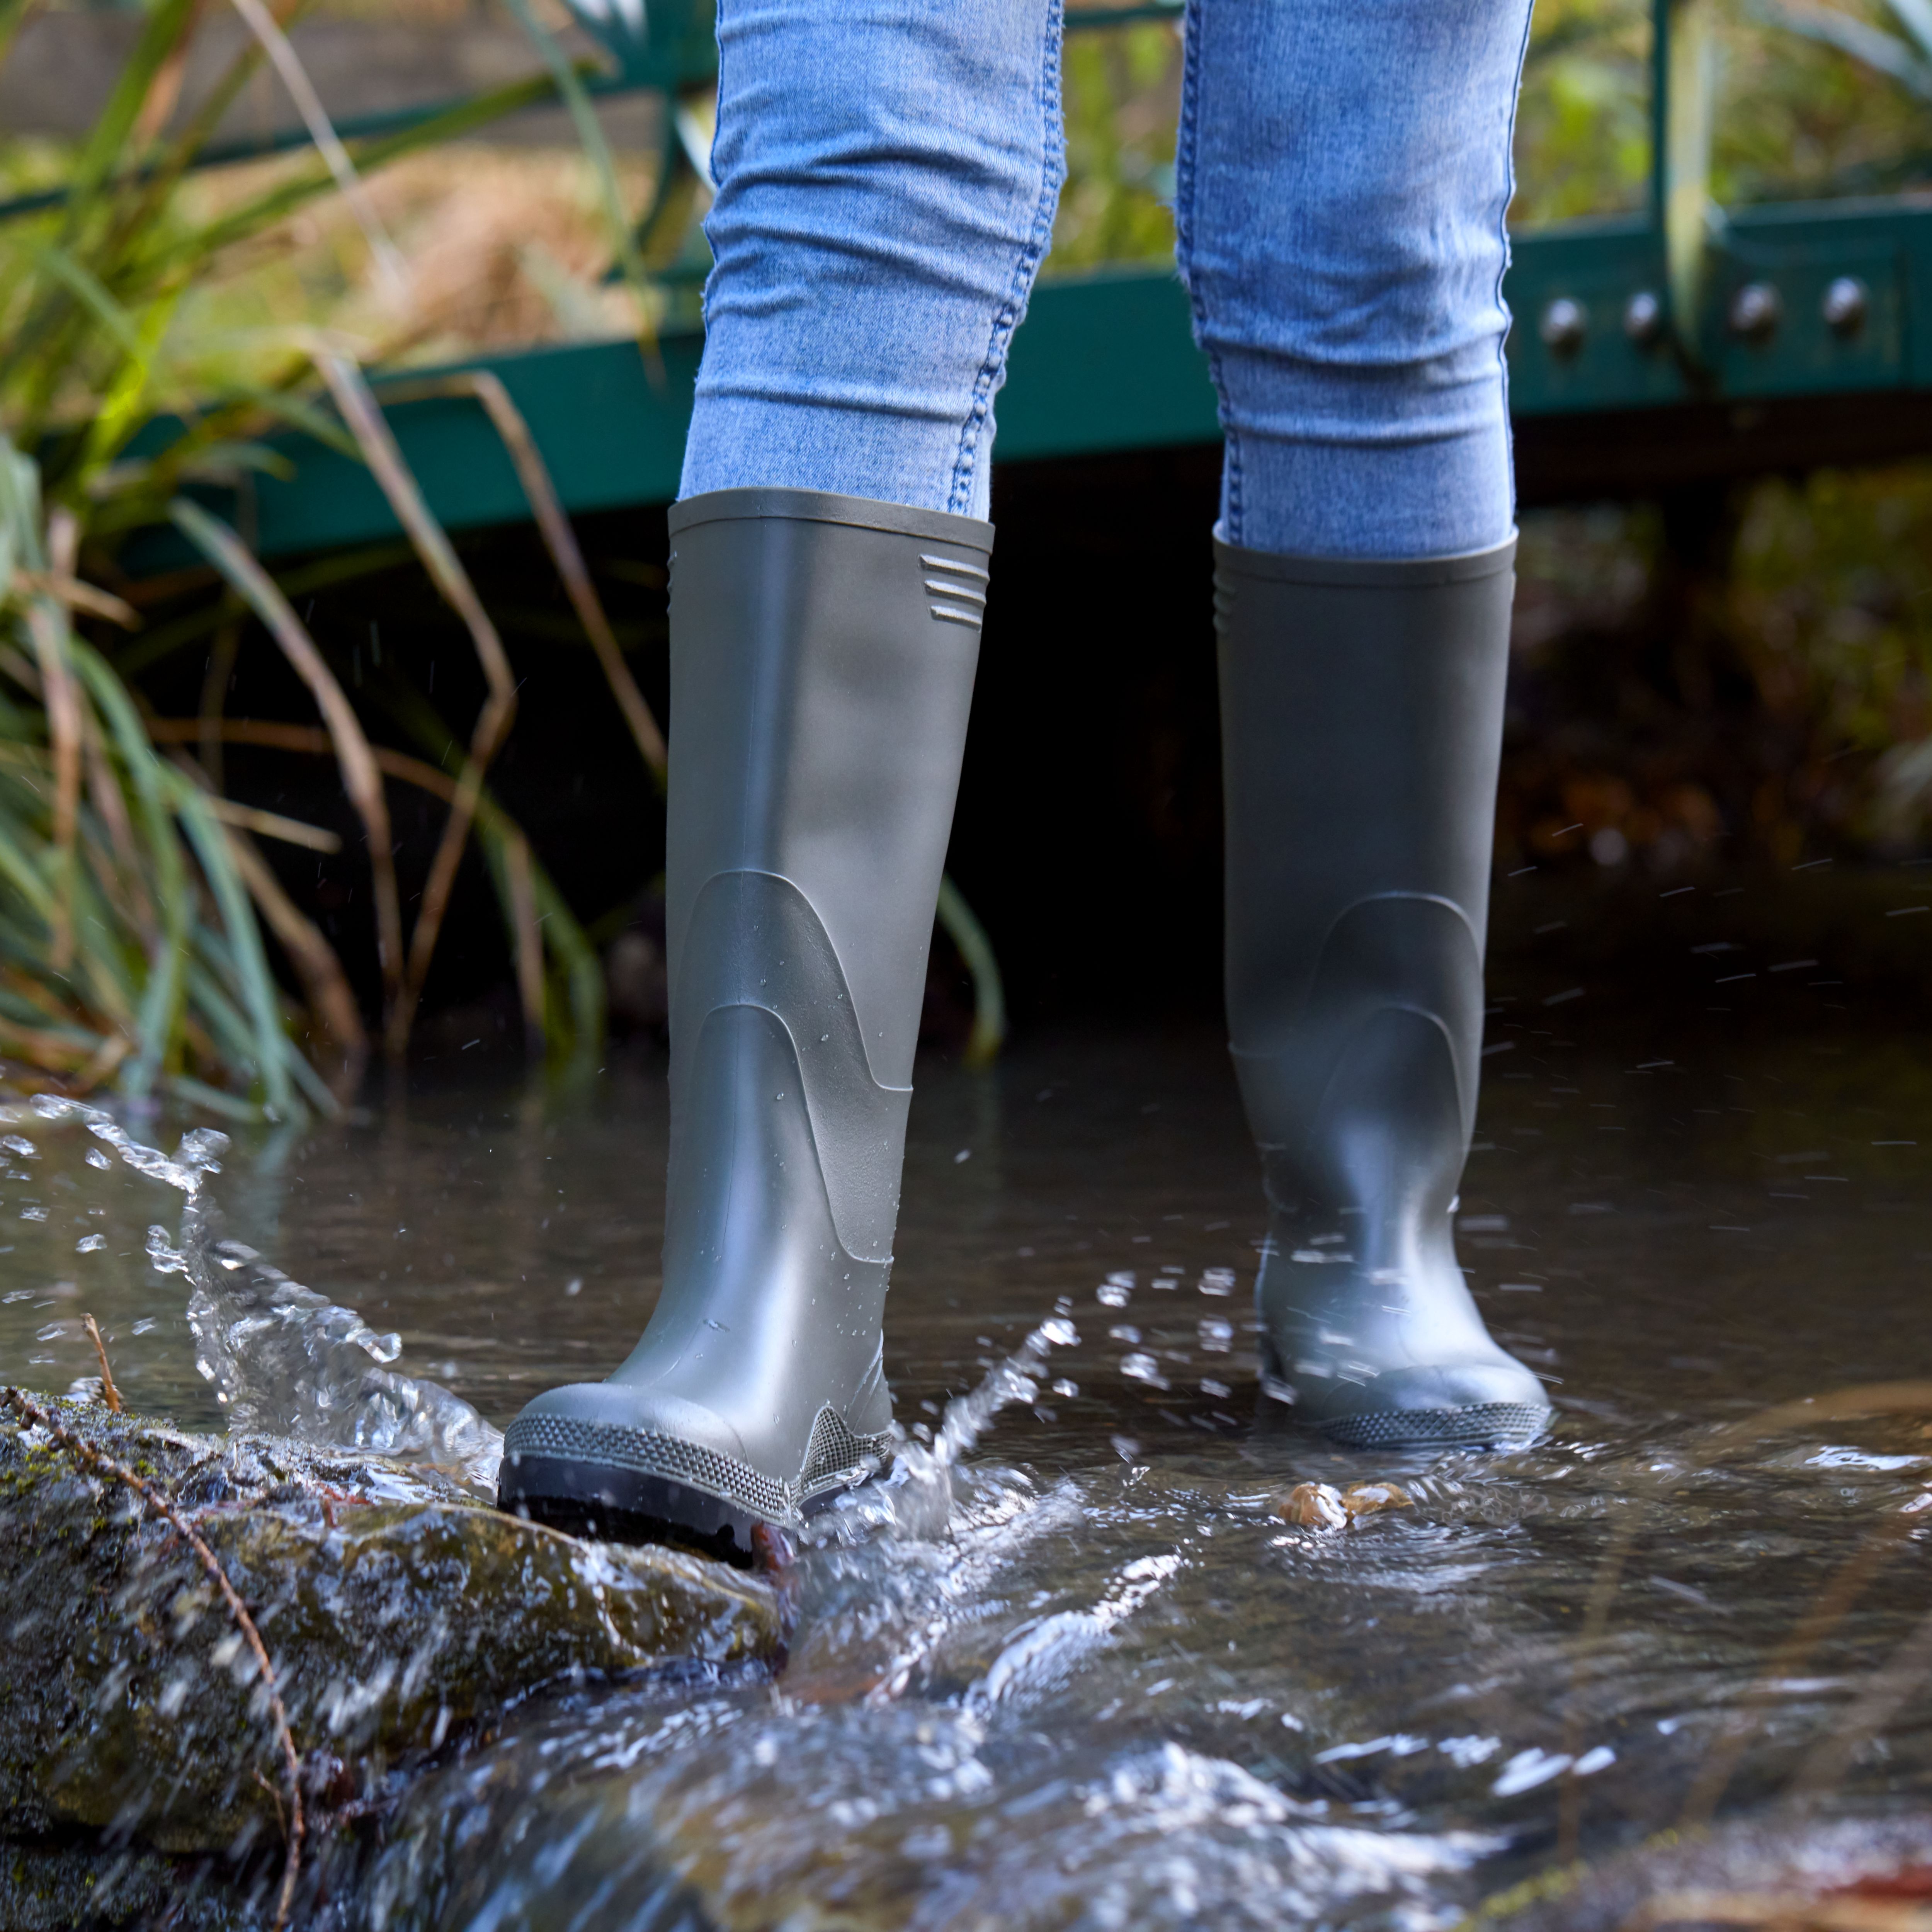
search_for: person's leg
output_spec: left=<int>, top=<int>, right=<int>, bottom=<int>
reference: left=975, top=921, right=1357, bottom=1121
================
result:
left=500, top=0, right=1064, bottom=1560
left=1180, top=0, right=1551, bottom=1446
left=1177, top=0, right=1527, bottom=561
left=682, top=0, right=1066, bottom=517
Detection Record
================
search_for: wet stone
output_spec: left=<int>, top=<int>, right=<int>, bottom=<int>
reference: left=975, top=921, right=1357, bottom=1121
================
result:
left=0, top=1842, right=185, bottom=1932
left=0, top=1396, right=780, bottom=1866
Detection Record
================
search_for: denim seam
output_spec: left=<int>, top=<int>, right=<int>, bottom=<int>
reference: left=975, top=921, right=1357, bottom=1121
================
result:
left=948, top=0, right=1067, bottom=518
left=695, top=0, right=728, bottom=337
left=1173, top=0, right=1242, bottom=546
left=1490, top=0, right=1538, bottom=535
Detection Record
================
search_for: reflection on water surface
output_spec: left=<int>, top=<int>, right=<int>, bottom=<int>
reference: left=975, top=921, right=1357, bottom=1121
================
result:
left=4, top=996, right=1932, bottom=1927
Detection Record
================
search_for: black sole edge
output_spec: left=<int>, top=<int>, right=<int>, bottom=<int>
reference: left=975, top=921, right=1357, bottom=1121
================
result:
left=498, top=1456, right=768, bottom=1569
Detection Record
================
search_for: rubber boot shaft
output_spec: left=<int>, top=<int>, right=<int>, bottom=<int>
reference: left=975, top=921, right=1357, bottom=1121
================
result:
left=500, top=488, right=990, bottom=1556
left=1216, top=534, right=1551, bottom=1449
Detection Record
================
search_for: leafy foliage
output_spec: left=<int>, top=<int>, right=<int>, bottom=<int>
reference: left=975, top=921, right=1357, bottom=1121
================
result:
left=0, top=0, right=621, bottom=1112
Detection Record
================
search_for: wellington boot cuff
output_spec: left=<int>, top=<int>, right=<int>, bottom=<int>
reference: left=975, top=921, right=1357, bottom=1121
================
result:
left=1214, top=532, right=1551, bottom=1451
left=500, top=488, right=991, bottom=1560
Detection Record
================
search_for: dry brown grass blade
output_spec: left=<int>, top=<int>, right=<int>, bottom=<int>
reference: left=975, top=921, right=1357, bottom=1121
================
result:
left=0, top=1388, right=304, bottom=1929
left=82, top=703, right=157, bottom=943
left=73, top=1032, right=133, bottom=1093
left=172, top=503, right=406, bottom=1032
left=199, top=796, right=340, bottom=852
left=0, top=644, right=43, bottom=697
left=1560, top=1381, right=1932, bottom=1859
left=226, top=0, right=408, bottom=301
left=25, top=602, right=83, bottom=972
left=503, top=828, right=544, bottom=1049
left=198, top=603, right=244, bottom=792
left=46, top=510, right=79, bottom=581
left=131, top=0, right=208, bottom=147
left=164, top=747, right=364, bottom=1093
left=1677, top=1506, right=1923, bottom=1830
left=14, top=571, right=141, bottom=630
left=0, top=1015, right=112, bottom=1077
left=377, top=371, right=668, bottom=785
left=1622, top=1893, right=1932, bottom=1932
left=81, top=1315, right=123, bottom=1413
left=148, top=716, right=452, bottom=794
left=1787, top=1598, right=1932, bottom=1810
left=154, top=717, right=557, bottom=1061
left=220, top=823, right=367, bottom=1095
left=313, top=355, right=519, bottom=1061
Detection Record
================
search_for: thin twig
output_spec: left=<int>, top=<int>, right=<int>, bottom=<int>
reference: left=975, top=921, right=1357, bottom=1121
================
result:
left=81, top=1315, right=122, bottom=1413
left=0, top=1387, right=304, bottom=1927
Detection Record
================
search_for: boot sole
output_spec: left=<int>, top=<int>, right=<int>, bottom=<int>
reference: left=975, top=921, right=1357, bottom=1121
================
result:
left=497, top=1409, right=889, bottom=1566
left=1317, top=1401, right=1549, bottom=1451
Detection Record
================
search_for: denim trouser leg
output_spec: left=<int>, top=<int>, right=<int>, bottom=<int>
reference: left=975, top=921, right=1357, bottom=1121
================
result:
left=679, top=0, right=1066, bottom=520
left=1177, top=0, right=1535, bottom=560
left=679, top=0, right=1533, bottom=560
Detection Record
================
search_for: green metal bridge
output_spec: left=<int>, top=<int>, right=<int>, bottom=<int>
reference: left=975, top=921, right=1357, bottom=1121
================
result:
left=134, top=0, right=1932, bottom=560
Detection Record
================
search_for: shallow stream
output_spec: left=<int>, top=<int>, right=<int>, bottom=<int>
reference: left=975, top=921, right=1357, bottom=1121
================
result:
left=5, top=964, right=1932, bottom=1926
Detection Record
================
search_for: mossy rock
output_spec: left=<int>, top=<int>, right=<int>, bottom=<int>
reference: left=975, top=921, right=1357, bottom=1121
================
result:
left=0, top=1396, right=781, bottom=1861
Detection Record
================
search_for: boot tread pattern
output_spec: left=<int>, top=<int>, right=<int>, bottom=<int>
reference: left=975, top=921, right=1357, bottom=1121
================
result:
left=1322, top=1401, right=1546, bottom=1448
left=503, top=1406, right=890, bottom=1528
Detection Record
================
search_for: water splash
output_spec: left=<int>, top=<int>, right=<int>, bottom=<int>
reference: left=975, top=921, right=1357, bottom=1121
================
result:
left=810, top=1315, right=1078, bottom=1547
left=31, top=1094, right=503, bottom=1493
left=31, top=1093, right=228, bottom=1195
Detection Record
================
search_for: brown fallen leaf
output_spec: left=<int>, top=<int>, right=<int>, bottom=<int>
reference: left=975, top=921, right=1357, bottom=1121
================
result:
left=1275, top=1481, right=1349, bottom=1529
left=1340, top=1481, right=1412, bottom=1517
left=1273, top=1480, right=1413, bottom=1530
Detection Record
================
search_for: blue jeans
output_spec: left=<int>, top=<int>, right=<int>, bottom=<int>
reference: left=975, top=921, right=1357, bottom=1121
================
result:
left=680, top=0, right=1534, bottom=560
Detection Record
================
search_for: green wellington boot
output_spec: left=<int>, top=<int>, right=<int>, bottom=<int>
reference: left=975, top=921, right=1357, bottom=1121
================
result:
left=499, top=487, right=990, bottom=1561
left=1215, top=534, right=1551, bottom=1451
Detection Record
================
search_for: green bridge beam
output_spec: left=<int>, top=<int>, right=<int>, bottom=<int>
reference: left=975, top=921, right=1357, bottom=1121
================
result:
left=226, top=196, right=1932, bottom=563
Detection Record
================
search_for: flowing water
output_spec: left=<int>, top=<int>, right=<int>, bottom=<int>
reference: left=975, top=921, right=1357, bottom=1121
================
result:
left=5, top=972, right=1932, bottom=1926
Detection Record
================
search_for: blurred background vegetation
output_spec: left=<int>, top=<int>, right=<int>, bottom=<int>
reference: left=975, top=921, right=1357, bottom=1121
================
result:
left=6, top=0, right=1932, bottom=1109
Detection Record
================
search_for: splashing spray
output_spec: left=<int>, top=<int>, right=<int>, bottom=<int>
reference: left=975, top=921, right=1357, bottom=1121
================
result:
left=31, top=1095, right=503, bottom=1492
